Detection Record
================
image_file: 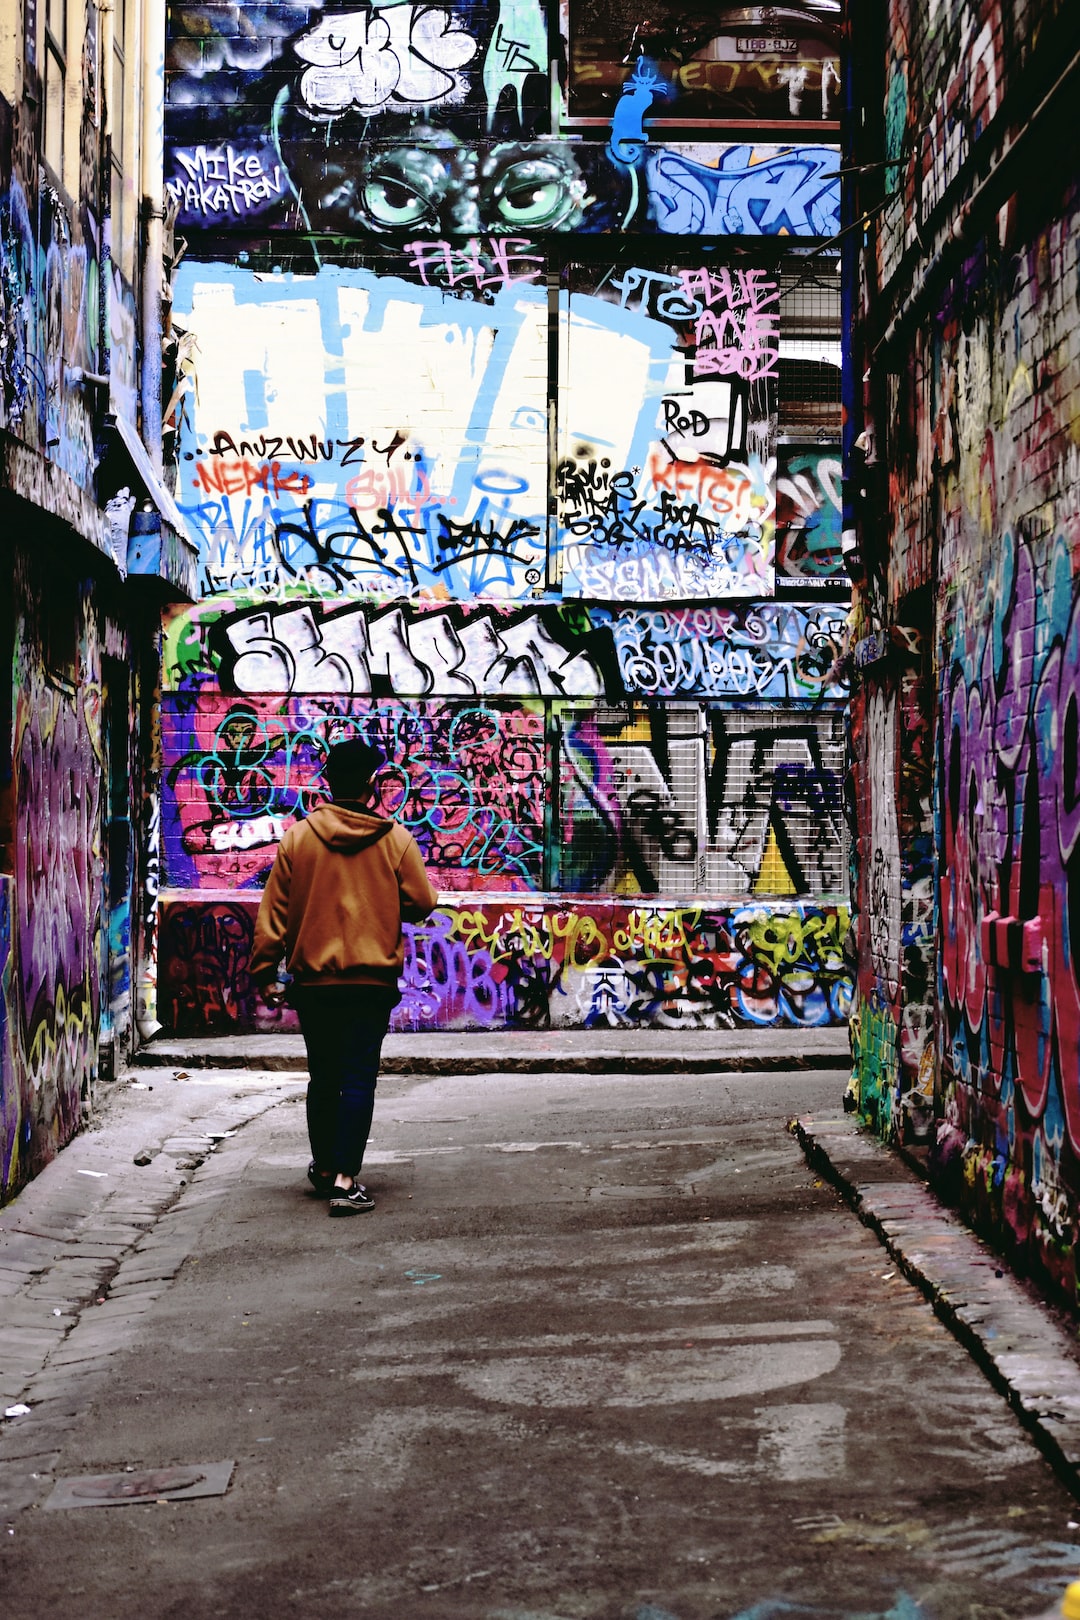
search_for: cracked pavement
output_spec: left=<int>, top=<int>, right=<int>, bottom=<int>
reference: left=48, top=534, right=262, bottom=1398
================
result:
left=3, top=1063, right=1080, bottom=1620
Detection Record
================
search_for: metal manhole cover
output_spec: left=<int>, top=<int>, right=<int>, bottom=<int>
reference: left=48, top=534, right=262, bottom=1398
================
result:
left=45, top=1460, right=234, bottom=1509
left=73, top=1467, right=207, bottom=1499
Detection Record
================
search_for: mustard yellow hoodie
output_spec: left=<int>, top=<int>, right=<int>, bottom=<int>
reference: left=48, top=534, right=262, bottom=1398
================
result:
left=250, top=804, right=439, bottom=992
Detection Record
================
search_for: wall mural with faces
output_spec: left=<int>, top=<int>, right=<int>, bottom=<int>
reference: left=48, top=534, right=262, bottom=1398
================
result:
left=286, top=125, right=590, bottom=237
left=163, top=0, right=840, bottom=237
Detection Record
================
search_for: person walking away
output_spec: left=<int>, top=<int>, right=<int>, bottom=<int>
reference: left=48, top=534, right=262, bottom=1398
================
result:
left=250, top=738, right=438, bottom=1215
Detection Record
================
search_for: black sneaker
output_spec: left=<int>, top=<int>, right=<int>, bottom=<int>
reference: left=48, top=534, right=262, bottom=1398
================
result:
left=329, top=1181, right=375, bottom=1215
left=307, top=1162, right=334, bottom=1197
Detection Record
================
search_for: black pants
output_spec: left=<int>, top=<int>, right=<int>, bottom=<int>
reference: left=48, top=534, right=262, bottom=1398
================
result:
left=292, top=986, right=397, bottom=1179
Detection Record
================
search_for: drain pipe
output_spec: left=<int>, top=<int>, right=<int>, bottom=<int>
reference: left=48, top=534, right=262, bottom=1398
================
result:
left=838, top=0, right=860, bottom=572
left=139, top=0, right=165, bottom=474
left=134, top=0, right=167, bottom=1045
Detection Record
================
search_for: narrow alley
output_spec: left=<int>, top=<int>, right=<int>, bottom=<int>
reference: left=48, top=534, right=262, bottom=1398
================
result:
left=4, top=1045, right=1080, bottom=1619
left=3, top=0, right=1080, bottom=1613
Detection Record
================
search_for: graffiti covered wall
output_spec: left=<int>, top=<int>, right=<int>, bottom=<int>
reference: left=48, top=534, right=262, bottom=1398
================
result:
left=849, top=0, right=1080, bottom=1297
left=558, top=261, right=778, bottom=600
left=933, top=187, right=1080, bottom=1290
left=0, top=98, right=100, bottom=497
left=163, top=0, right=840, bottom=238
left=1, top=551, right=113, bottom=1194
left=0, top=70, right=141, bottom=525
left=1, top=0, right=185, bottom=1198
left=848, top=652, right=935, bottom=1143
left=160, top=0, right=850, bottom=1034
left=0, top=876, right=17, bottom=1193
left=163, top=592, right=848, bottom=899
left=159, top=593, right=850, bottom=1029
left=160, top=892, right=852, bottom=1036
left=170, top=253, right=790, bottom=604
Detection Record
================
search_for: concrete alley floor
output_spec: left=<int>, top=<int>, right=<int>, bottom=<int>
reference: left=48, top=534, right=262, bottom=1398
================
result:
left=4, top=1061, right=1080, bottom=1620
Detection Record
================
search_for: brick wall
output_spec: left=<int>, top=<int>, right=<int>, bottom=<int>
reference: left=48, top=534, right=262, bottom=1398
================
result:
left=850, top=0, right=1080, bottom=1300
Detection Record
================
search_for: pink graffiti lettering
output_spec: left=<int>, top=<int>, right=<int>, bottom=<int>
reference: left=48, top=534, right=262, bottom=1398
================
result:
left=677, top=266, right=779, bottom=381
left=345, top=461, right=439, bottom=524
left=402, top=237, right=544, bottom=293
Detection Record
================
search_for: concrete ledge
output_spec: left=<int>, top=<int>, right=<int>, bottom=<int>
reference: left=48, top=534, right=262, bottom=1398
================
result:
left=133, top=1027, right=852, bottom=1075
left=794, top=1110, right=1080, bottom=1498
left=0, top=432, right=107, bottom=552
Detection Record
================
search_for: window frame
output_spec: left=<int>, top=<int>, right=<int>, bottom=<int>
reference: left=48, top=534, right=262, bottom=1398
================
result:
left=42, top=0, right=67, bottom=175
left=110, top=0, right=134, bottom=282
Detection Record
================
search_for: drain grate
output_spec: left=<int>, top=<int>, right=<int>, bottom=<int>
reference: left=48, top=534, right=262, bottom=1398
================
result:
left=44, top=1460, right=234, bottom=1509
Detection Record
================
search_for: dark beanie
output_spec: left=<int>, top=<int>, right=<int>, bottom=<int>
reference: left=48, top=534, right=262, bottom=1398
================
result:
left=324, top=738, right=384, bottom=789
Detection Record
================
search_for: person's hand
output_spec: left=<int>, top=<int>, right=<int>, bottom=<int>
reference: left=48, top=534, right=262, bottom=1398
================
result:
left=260, top=980, right=289, bottom=1009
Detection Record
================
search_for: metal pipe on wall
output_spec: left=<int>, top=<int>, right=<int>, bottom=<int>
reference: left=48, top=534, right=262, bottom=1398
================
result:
left=139, top=0, right=164, bottom=474
left=99, top=0, right=115, bottom=395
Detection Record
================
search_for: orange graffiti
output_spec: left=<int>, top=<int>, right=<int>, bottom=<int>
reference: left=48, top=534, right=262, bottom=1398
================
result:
left=645, top=449, right=761, bottom=525
left=191, top=458, right=312, bottom=499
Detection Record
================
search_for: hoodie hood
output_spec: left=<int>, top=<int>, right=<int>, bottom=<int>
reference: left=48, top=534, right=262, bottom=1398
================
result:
left=306, top=804, right=395, bottom=853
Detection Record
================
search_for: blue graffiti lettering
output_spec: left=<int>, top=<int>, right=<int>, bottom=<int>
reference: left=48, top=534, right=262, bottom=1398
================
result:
left=647, top=145, right=840, bottom=238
